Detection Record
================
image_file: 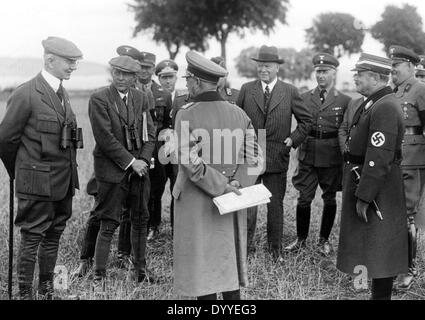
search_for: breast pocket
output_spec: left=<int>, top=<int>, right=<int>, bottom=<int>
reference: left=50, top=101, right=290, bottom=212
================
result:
left=36, top=114, right=60, bottom=134
left=16, top=163, right=51, bottom=197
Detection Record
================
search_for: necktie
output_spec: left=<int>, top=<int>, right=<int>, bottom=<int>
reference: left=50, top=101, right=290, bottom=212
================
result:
left=319, top=89, right=326, bottom=104
left=264, top=85, right=271, bottom=114
left=393, top=86, right=399, bottom=93
left=122, top=95, right=127, bottom=106
left=56, top=81, right=64, bottom=104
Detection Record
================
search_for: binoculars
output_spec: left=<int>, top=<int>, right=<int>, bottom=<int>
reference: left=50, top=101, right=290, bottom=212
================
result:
left=124, top=125, right=141, bottom=151
left=60, top=123, right=84, bottom=149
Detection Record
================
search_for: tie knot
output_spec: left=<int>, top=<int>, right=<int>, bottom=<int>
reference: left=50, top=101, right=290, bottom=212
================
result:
left=122, top=96, right=127, bottom=105
left=265, top=85, right=270, bottom=93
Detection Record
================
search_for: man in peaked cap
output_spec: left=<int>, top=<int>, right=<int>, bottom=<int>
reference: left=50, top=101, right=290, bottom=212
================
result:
left=415, top=55, right=425, bottom=83
left=389, top=45, right=425, bottom=291
left=286, top=53, right=351, bottom=256
left=210, top=56, right=239, bottom=104
left=173, top=51, right=263, bottom=299
left=237, top=45, right=312, bottom=261
left=0, top=36, right=82, bottom=299
left=88, top=55, right=156, bottom=291
left=337, top=53, right=408, bottom=300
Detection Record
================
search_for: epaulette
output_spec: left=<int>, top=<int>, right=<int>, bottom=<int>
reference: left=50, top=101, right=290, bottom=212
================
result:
left=225, top=88, right=232, bottom=96
left=181, top=102, right=195, bottom=110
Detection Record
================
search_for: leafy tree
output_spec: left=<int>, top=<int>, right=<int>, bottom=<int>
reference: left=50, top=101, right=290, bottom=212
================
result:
left=305, top=12, right=365, bottom=58
left=130, top=0, right=290, bottom=62
left=371, top=4, right=425, bottom=55
left=234, top=46, right=315, bottom=85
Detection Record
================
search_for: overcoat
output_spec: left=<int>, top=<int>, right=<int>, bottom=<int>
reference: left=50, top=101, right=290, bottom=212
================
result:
left=337, top=87, right=408, bottom=278
left=0, top=73, right=79, bottom=201
left=172, top=91, right=263, bottom=297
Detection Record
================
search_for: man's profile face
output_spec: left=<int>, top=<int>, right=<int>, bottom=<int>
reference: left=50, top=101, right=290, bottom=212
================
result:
left=159, top=74, right=177, bottom=92
left=256, top=62, right=279, bottom=83
left=185, top=75, right=199, bottom=97
left=416, top=73, right=425, bottom=84
left=391, top=61, right=413, bottom=86
left=49, top=55, right=78, bottom=80
left=111, top=68, right=136, bottom=93
left=138, top=64, right=155, bottom=82
left=354, top=71, right=374, bottom=96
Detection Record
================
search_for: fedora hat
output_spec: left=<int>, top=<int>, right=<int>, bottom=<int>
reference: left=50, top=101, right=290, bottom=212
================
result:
left=251, top=45, right=284, bottom=64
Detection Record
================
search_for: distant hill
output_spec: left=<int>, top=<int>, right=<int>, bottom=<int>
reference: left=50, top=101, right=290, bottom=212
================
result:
left=0, top=57, right=110, bottom=90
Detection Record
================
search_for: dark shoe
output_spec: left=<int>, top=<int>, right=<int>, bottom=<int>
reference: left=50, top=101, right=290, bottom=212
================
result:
left=38, top=274, right=54, bottom=300
left=147, top=227, right=159, bottom=241
left=317, top=238, right=332, bottom=256
left=128, top=268, right=159, bottom=284
left=92, top=275, right=107, bottom=296
left=19, top=283, right=33, bottom=300
left=71, top=259, right=92, bottom=279
left=284, top=238, right=306, bottom=252
left=395, top=261, right=417, bottom=291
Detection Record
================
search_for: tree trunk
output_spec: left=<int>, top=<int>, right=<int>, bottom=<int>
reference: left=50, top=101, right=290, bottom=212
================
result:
left=218, top=30, right=229, bottom=66
left=166, top=41, right=180, bottom=60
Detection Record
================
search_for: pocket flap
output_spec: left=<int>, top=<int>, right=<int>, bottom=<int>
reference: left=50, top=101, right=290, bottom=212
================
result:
left=37, top=115, right=59, bottom=133
left=19, top=163, right=51, bottom=172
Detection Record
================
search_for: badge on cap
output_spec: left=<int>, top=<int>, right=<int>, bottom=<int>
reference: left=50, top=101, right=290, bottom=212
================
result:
left=319, top=55, right=324, bottom=64
left=371, top=132, right=385, bottom=147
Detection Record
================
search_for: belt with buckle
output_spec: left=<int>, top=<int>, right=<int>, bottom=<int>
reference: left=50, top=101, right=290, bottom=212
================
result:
left=405, top=126, right=423, bottom=135
left=309, top=130, right=338, bottom=139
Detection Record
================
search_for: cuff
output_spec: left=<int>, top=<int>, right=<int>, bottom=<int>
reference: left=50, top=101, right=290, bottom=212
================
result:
left=125, top=157, right=136, bottom=170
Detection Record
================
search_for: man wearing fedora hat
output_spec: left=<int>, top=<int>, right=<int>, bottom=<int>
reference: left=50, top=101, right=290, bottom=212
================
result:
left=286, top=53, right=351, bottom=256
left=0, top=36, right=83, bottom=299
left=88, top=55, right=156, bottom=290
left=237, top=45, right=312, bottom=261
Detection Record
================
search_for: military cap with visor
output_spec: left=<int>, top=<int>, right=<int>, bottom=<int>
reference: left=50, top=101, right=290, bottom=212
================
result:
left=109, top=56, right=141, bottom=74
left=155, top=59, right=178, bottom=76
left=183, top=51, right=228, bottom=83
left=42, top=36, right=83, bottom=60
left=351, top=53, right=392, bottom=75
left=138, top=51, right=156, bottom=67
left=389, top=45, right=421, bottom=65
left=313, top=52, right=339, bottom=70
left=116, top=45, right=142, bottom=62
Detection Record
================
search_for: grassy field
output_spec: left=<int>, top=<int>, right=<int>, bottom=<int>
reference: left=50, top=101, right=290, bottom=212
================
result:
left=0, top=93, right=425, bottom=300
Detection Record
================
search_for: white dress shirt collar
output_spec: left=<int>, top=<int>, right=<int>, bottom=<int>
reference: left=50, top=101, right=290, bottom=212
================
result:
left=118, top=90, right=129, bottom=101
left=41, top=69, right=62, bottom=92
left=261, top=77, right=278, bottom=93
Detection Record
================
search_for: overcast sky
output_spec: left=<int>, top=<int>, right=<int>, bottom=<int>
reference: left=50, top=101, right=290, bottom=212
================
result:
left=1, top=0, right=425, bottom=87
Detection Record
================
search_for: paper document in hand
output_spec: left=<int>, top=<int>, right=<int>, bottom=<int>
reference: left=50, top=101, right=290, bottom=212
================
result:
left=213, top=184, right=272, bottom=215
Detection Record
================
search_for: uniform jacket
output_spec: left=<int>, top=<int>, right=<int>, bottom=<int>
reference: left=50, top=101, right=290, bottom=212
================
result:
left=337, top=86, right=408, bottom=278
left=338, top=96, right=364, bottom=153
left=218, top=87, right=239, bottom=104
left=171, top=89, right=192, bottom=129
left=150, top=81, right=172, bottom=133
left=0, top=73, right=79, bottom=201
left=393, top=76, right=425, bottom=168
left=237, top=79, right=312, bottom=173
left=172, top=91, right=263, bottom=297
left=298, top=87, right=351, bottom=167
left=88, top=85, right=156, bottom=183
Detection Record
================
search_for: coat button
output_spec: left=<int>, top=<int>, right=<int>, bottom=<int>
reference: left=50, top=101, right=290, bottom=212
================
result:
left=369, top=161, right=375, bottom=167
left=222, top=171, right=226, bottom=174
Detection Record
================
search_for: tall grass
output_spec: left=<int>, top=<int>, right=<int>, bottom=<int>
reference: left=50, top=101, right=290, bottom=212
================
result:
left=0, top=95, right=424, bottom=300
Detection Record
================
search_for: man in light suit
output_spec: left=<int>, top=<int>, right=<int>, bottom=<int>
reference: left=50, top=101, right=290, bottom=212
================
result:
left=237, top=45, right=313, bottom=261
left=88, top=55, right=156, bottom=290
left=0, top=36, right=83, bottom=299
left=173, top=51, right=263, bottom=300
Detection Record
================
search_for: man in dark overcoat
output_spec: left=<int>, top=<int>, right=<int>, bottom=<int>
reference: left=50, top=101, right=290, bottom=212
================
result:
left=336, top=53, right=408, bottom=300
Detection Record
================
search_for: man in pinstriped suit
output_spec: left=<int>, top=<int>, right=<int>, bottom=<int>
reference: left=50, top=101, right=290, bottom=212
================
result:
left=236, top=45, right=313, bottom=261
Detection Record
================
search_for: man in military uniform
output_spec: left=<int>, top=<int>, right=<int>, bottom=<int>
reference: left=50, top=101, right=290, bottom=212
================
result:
left=173, top=51, right=263, bottom=300
left=210, top=56, right=239, bottom=104
left=337, top=53, right=408, bottom=300
left=389, top=45, right=425, bottom=290
left=88, top=55, right=156, bottom=289
left=415, top=55, right=425, bottom=84
left=285, top=53, right=351, bottom=255
left=0, top=37, right=83, bottom=299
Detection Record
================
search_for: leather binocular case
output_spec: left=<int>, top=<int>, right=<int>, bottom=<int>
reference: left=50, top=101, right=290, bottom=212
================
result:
left=124, top=125, right=141, bottom=151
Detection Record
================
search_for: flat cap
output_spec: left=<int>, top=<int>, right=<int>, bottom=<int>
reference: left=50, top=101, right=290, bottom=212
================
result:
left=155, top=59, right=178, bottom=76
left=138, top=51, right=156, bottom=67
left=116, top=45, right=141, bottom=62
left=210, top=56, right=226, bottom=69
left=109, top=56, right=141, bottom=74
left=389, top=45, right=420, bottom=64
left=313, top=53, right=339, bottom=70
left=416, top=55, right=425, bottom=75
left=351, top=53, right=392, bottom=75
left=42, top=36, right=83, bottom=59
left=183, top=51, right=228, bottom=83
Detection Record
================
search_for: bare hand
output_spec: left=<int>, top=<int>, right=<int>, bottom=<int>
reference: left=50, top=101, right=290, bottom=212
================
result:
left=225, top=182, right=242, bottom=195
left=356, top=199, right=369, bottom=223
left=284, top=137, right=293, bottom=148
left=131, top=159, right=148, bottom=177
